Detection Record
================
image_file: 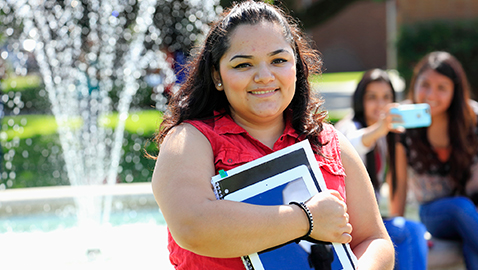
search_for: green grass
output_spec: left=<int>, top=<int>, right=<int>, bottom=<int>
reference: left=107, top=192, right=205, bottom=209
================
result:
left=2, top=110, right=163, bottom=141
left=2, top=115, right=58, bottom=140
left=326, top=109, right=352, bottom=124
left=1, top=75, right=42, bottom=92
left=310, top=71, right=364, bottom=84
left=102, top=110, right=163, bottom=136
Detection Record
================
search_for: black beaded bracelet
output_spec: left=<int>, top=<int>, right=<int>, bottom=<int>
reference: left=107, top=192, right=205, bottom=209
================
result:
left=289, top=201, right=314, bottom=239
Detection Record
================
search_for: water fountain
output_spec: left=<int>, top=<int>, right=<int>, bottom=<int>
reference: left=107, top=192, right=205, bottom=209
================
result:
left=0, top=0, right=219, bottom=267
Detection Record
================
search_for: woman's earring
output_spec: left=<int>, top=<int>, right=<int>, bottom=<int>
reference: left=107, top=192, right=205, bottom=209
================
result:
left=217, top=82, right=222, bottom=87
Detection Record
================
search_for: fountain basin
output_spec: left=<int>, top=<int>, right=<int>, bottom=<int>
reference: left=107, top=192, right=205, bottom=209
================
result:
left=0, top=183, right=173, bottom=270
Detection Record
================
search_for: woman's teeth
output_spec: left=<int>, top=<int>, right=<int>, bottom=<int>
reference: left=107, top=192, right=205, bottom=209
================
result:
left=251, top=89, right=275, bottom=94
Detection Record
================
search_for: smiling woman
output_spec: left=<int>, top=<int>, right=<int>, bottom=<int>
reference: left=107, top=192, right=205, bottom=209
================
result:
left=150, top=1, right=394, bottom=269
left=389, top=51, right=478, bottom=269
left=334, top=69, right=429, bottom=270
left=211, top=21, right=297, bottom=146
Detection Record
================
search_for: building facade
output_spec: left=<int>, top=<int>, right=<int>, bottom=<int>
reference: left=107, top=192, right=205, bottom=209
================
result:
left=307, top=0, right=478, bottom=73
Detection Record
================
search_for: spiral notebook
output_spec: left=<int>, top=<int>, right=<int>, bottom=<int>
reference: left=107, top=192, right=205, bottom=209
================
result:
left=211, top=140, right=358, bottom=270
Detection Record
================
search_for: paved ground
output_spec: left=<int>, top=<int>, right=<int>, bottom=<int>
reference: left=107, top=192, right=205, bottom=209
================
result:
left=312, top=73, right=406, bottom=114
left=0, top=223, right=174, bottom=270
left=313, top=81, right=356, bottom=112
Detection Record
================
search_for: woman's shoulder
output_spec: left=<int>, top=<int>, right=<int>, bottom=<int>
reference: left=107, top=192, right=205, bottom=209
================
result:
left=185, top=117, right=216, bottom=131
left=158, top=123, right=214, bottom=169
left=162, top=122, right=210, bottom=147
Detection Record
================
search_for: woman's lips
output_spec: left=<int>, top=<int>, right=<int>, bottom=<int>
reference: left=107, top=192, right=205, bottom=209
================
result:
left=249, top=88, right=278, bottom=95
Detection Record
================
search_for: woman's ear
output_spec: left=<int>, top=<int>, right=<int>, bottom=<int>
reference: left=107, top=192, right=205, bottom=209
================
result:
left=212, top=69, right=224, bottom=91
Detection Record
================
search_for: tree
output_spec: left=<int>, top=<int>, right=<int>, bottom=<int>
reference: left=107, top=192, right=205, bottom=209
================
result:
left=219, top=0, right=363, bottom=29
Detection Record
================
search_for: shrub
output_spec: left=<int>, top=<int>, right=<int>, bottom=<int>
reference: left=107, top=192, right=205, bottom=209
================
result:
left=397, top=19, right=478, bottom=98
left=2, top=132, right=157, bottom=189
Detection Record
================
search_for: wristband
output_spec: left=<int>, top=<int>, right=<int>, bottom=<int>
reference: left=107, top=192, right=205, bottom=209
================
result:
left=289, top=201, right=314, bottom=239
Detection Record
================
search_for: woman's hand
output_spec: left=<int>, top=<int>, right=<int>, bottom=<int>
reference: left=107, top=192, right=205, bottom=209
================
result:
left=306, top=190, right=353, bottom=244
left=362, top=103, right=403, bottom=148
left=377, top=103, right=405, bottom=134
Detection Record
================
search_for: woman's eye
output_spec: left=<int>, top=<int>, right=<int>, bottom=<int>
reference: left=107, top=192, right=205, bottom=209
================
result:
left=438, top=85, right=451, bottom=92
left=419, top=81, right=429, bottom=88
left=233, top=63, right=251, bottom=69
left=272, top=58, right=287, bottom=64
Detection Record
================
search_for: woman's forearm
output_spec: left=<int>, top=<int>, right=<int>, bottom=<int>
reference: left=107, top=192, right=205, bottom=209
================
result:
left=166, top=199, right=308, bottom=258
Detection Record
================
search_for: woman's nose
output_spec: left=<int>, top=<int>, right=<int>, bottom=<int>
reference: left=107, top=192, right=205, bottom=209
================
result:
left=424, top=87, right=436, bottom=100
left=378, top=98, right=389, bottom=109
left=254, top=63, right=274, bottom=83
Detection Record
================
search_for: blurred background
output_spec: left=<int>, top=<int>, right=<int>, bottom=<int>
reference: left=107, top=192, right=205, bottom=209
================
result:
left=0, top=0, right=477, bottom=190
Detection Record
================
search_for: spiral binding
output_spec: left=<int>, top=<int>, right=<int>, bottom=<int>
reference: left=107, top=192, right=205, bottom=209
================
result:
left=241, top=256, right=254, bottom=270
left=213, top=181, right=224, bottom=200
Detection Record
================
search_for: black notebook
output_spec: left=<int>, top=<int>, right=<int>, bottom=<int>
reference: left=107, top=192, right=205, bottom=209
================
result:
left=211, top=140, right=357, bottom=270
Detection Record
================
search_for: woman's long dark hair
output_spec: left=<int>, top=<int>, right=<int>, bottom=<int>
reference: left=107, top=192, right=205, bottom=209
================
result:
left=391, top=51, right=478, bottom=197
left=351, top=69, right=397, bottom=191
left=153, top=1, right=327, bottom=154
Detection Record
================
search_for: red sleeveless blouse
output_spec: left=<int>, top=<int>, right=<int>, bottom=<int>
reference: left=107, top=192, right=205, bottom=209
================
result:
left=167, top=112, right=346, bottom=269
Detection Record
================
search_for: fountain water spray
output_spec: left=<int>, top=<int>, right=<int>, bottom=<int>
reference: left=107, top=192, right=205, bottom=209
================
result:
left=9, top=0, right=164, bottom=234
left=1, top=0, right=220, bottom=256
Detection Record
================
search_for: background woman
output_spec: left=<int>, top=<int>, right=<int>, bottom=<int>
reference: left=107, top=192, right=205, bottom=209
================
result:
left=335, top=69, right=428, bottom=270
left=151, top=1, right=394, bottom=269
left=390, top=51, right=478, bottom=269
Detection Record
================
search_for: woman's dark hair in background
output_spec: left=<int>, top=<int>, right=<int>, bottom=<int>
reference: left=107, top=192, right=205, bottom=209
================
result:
left=352, top=69, right=397, bottom=191
left=391, top=51, right=478, bottom=196
left=352, top=69, right=397, bottom=125
left=154, top=1, right=327, bottom=154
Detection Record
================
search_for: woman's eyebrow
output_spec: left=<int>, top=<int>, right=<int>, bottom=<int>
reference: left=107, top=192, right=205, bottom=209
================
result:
left=269, top=49, right=289, bottom=56
left=229, top=54, right=252, bottom=61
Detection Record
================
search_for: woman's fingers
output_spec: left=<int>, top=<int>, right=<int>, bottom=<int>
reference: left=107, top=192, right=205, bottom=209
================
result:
left=306, top=191, right=353, bottom=243
left=340, top=232, right=353, bottom=244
